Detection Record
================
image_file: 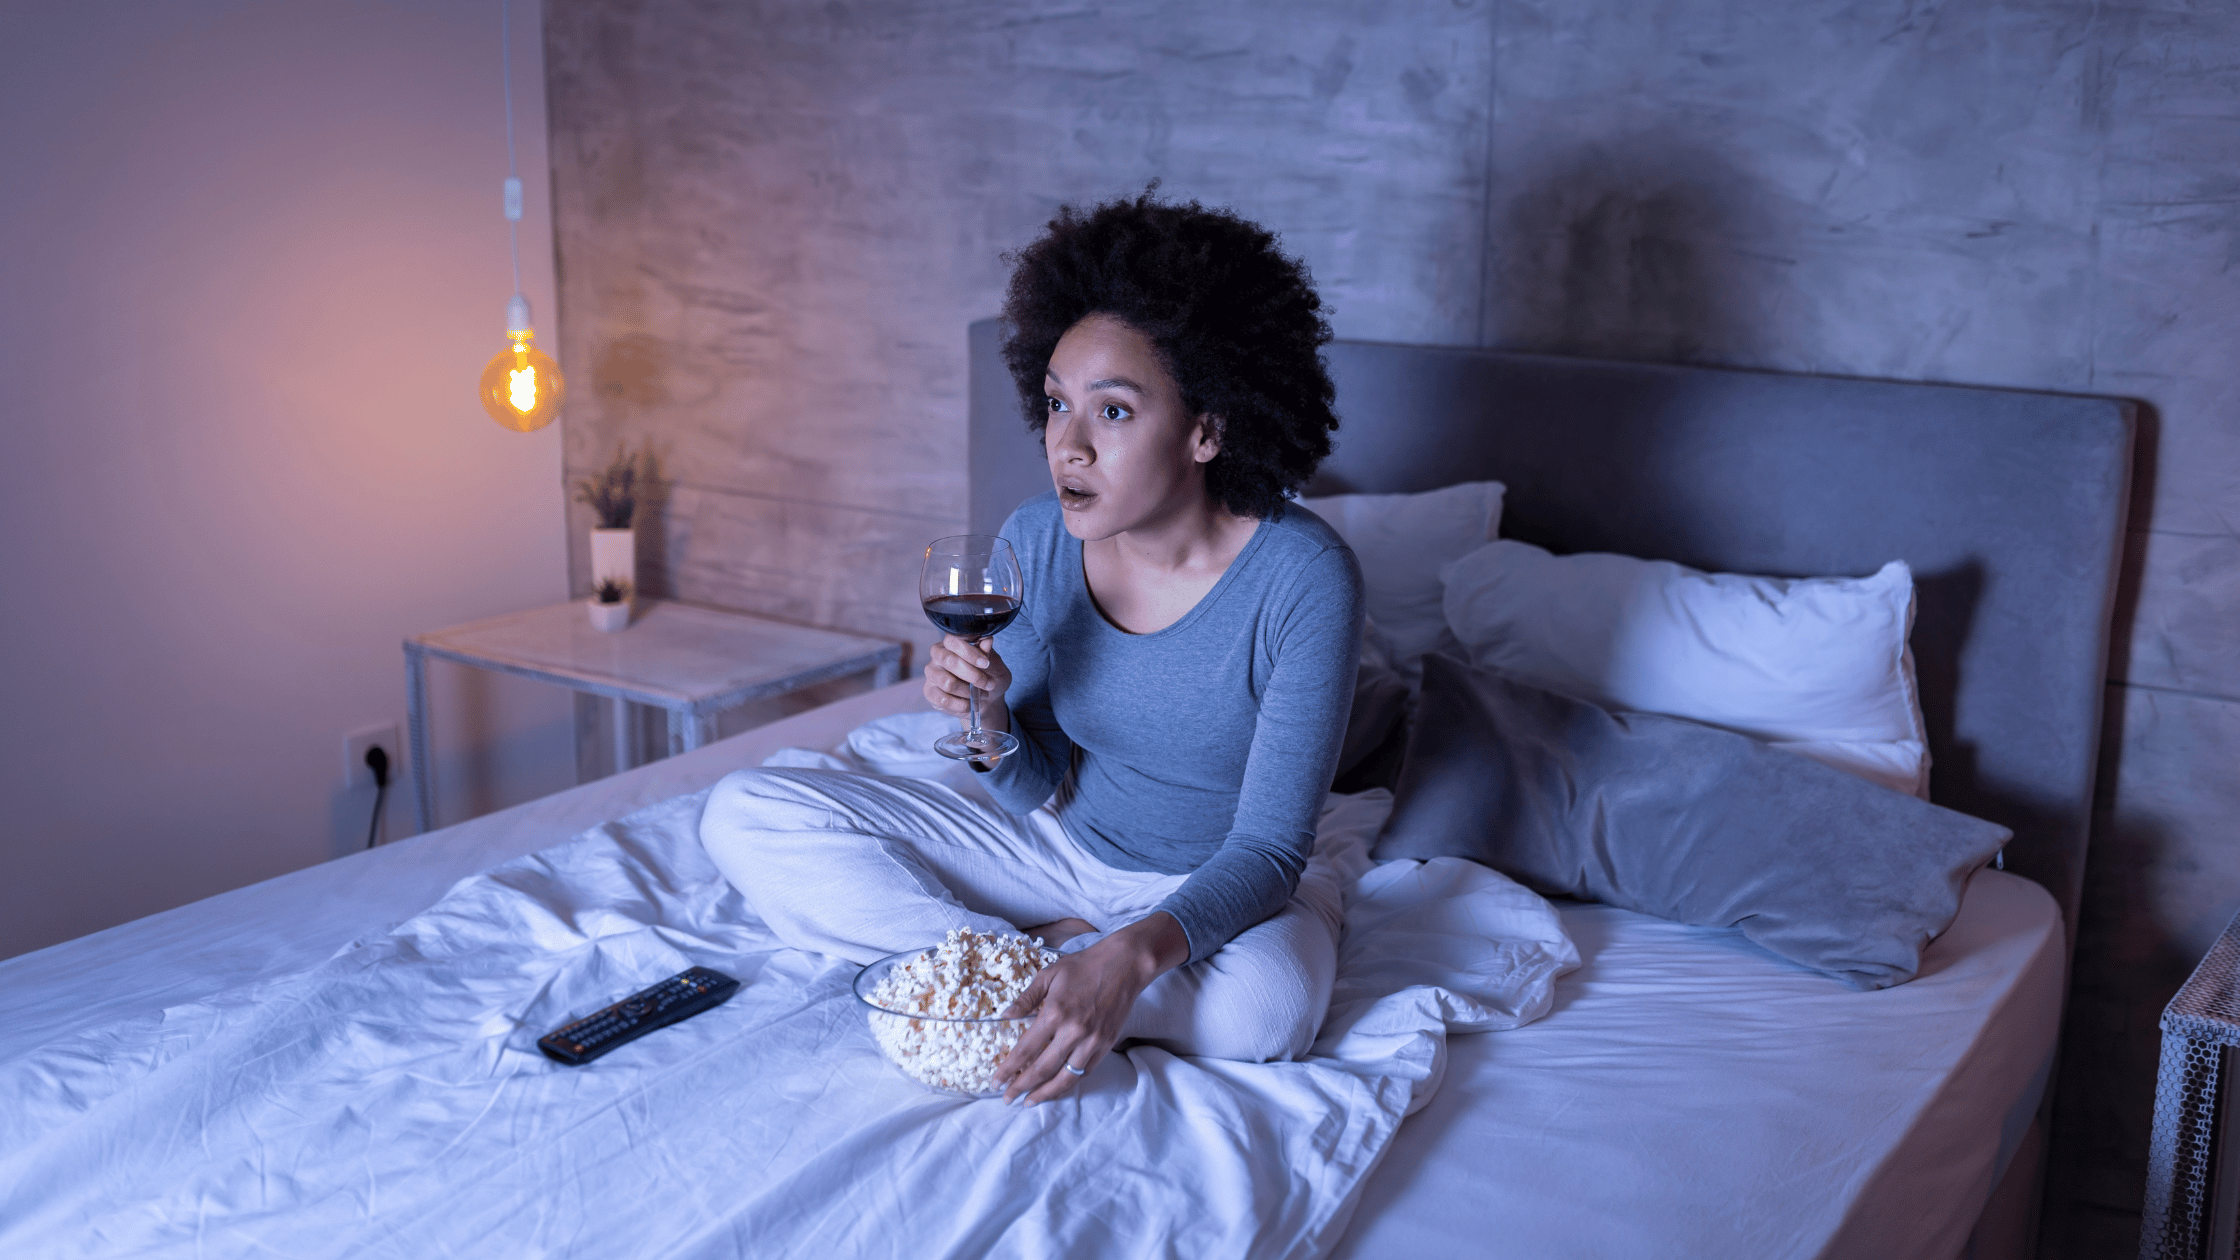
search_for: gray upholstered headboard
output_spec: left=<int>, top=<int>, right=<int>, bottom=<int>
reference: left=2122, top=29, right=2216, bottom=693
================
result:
left=966, top=318, right=2135, bottom=941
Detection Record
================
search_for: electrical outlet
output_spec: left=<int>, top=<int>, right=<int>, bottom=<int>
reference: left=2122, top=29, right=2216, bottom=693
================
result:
left=344, top=723, right=401, bottom=790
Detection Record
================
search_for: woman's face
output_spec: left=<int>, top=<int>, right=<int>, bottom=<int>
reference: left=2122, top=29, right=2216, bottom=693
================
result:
left=1042, top=314, right=1219, bottom=542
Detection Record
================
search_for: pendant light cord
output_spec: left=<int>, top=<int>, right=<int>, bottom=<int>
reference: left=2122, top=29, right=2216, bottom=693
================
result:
left=363, top=746, right=390, bottom=850
left=502, top=0, right=523, bottom=298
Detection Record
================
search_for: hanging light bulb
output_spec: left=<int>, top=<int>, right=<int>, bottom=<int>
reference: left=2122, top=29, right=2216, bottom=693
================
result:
left=480, top=291, right=564, bottom=431
left=477, top=2, right=562, bottom=433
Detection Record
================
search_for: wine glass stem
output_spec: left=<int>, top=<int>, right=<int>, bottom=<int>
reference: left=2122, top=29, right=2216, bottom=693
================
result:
left=965, top=637, right=986, bottom=739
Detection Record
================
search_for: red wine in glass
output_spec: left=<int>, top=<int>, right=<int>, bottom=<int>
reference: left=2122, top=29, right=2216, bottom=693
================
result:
left=920, top=536, right=1024, bottom=763
left=922, top=593, right=1022, bottom=641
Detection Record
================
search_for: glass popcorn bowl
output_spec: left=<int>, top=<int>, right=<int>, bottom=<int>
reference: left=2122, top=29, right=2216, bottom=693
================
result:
left=853, top=944, right=1042, bottom=1099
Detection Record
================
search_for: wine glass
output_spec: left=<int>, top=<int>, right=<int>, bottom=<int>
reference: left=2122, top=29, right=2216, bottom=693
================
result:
left=921, top=535, right=1024, bottom=763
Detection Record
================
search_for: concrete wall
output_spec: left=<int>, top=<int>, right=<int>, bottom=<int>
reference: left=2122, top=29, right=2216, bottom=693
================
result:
left=0, top=0, right=576, bottom=960
left=546, top=1, right=2239, bottom=1251
left=543, top=0, right=1493, bottom=647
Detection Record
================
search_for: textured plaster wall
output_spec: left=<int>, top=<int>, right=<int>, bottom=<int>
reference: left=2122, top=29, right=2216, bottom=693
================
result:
left=546, top=1, right=2239, bottom=1251
left=544, top=0, right=1491, bottom=646
left=0, top=1, right=575, bottom=960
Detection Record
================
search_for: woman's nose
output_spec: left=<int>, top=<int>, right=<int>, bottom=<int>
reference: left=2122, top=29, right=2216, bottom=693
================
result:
left=1050, top=417, right=1091, bottom=463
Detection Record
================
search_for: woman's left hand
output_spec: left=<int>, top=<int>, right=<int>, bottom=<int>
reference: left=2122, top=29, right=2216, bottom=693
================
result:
left=995, top=911, right=1191, bottom=1104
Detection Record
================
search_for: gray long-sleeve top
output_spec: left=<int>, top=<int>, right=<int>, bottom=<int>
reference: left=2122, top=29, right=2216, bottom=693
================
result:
left=984, top=492, right=1364, bottom=963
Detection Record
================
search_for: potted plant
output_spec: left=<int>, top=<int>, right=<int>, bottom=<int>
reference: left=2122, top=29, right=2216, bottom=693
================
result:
left=588, top=575, right=633, bottom=632
left=575, top=444, right=644, bottom=604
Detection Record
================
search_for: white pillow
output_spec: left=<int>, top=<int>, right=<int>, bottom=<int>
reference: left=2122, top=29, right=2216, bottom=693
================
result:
left=1297, top=481, right=1504, bottom=687
left=1439, top=540, right=1930, bottom=797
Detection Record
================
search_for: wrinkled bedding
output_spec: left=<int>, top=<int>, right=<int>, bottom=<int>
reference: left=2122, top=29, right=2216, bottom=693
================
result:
left=0, top=725, right=1577, bottom=1259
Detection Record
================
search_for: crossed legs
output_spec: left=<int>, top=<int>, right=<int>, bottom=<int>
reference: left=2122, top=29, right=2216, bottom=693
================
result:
left=697, top=767, right=1338, bottom=1062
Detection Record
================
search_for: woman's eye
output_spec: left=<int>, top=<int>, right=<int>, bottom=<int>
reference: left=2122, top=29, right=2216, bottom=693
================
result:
left=1046, top=396, right=1066, bottom=413
left=1100, top=404, right=1129, bottom=421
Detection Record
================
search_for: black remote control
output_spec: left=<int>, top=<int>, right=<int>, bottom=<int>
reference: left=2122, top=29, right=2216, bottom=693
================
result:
left=537, top=966, right=740, bottom=1066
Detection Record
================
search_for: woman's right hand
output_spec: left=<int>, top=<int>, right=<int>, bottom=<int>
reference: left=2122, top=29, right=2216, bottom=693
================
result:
left=923, top=635, right=1013, bottom=732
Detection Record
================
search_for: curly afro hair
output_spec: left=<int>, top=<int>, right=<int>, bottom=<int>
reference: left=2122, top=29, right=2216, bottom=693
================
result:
left=1000, top=191, right=1337, bottom=521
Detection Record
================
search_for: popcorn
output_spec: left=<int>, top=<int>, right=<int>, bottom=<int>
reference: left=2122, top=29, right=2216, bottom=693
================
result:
left=864, top=928, right=1058, bottom=1095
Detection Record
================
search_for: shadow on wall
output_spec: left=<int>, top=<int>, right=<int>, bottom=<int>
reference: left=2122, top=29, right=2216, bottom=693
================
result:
left=632, top=445, right=675, bottom=601
left=2041, top=695, right=2187, bottom=1256
left=2043, top=400, right=2174, bottom=1259
left=1484, top=139, right=1786, bottom=368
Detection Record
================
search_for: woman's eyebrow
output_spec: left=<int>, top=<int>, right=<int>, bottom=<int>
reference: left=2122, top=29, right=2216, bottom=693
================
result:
left=1045, top=371, right=1146, bottom=395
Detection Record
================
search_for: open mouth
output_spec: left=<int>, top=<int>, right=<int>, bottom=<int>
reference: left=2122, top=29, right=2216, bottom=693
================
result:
left=1058, top=485, right=1097, bottom=510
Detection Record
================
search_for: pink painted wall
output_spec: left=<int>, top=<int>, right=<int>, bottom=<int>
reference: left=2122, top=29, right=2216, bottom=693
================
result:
left=0, top=0, right=575, bottom=959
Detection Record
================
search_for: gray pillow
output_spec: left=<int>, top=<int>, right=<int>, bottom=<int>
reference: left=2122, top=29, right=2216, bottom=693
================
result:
left=1374, top=656, right=2009, bottom=990
left=1333, top=651, right=1411, bottom=792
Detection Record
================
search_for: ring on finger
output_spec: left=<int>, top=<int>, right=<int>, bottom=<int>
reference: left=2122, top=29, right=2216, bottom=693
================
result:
left=1063, top=1062, right=1087, bottom=1076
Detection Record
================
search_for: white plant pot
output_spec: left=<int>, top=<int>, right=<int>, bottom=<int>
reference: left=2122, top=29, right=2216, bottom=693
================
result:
left=588, top=599, right=631, bottom=632
left=590, top=527, right=636, bottom=597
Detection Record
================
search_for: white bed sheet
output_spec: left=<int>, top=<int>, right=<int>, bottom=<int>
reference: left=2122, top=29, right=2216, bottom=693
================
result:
left=0, top=773, right=1576, bottom=1258
left=1331, top=867, right=2065, bottom=1260
left=0, top=684, right=2067, bottom=1259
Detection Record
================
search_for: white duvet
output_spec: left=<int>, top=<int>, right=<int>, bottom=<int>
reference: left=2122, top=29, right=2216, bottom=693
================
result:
left=0, top=722, right=1576, bottom=1259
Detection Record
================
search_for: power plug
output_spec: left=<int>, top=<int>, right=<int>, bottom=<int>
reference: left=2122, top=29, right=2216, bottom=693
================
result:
left=344, top=723, right=400, bottom=790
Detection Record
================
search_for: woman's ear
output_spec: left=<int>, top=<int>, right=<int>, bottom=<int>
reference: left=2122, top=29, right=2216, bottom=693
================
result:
left=1193, top=414, right=1223, bottom=464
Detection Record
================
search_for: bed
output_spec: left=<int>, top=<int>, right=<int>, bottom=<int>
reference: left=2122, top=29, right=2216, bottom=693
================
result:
left=0, top=326, right=2132, bottom=1259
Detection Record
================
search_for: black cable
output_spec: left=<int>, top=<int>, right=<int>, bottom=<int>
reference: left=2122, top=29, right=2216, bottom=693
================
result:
left=365, top=746, right=390, bottom=850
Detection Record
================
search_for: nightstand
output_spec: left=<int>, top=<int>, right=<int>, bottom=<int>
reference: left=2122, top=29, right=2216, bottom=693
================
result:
left=404, top=600, right=903, bottom=833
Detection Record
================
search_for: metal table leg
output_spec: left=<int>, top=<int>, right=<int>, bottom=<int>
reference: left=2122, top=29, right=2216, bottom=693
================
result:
left=612, top=696, right=636, bottom=773
left=669, top=708, right=719, bottom=757
left=405, top=643, right=434, bottom=835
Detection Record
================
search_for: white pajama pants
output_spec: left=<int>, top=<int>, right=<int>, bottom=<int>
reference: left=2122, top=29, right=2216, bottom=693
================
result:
left=697, top=767, right=1345, bottom=1062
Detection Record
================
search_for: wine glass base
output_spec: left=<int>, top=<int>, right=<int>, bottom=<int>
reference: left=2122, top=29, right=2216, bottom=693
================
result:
left=935, top=729, right=1020, bottom=766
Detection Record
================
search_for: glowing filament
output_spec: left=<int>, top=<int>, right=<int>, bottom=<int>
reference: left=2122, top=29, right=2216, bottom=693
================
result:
left=479, top=331, right=562, bottom=431
left=508, top=364, right=538, bottom=412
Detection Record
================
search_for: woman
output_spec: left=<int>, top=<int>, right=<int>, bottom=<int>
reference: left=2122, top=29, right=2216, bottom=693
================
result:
left=698, top=191, right=1362, bottom=1106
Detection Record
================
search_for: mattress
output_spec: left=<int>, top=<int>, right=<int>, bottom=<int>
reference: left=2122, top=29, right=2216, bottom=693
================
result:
left=1333, top=868, right=2065, bottom=1260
